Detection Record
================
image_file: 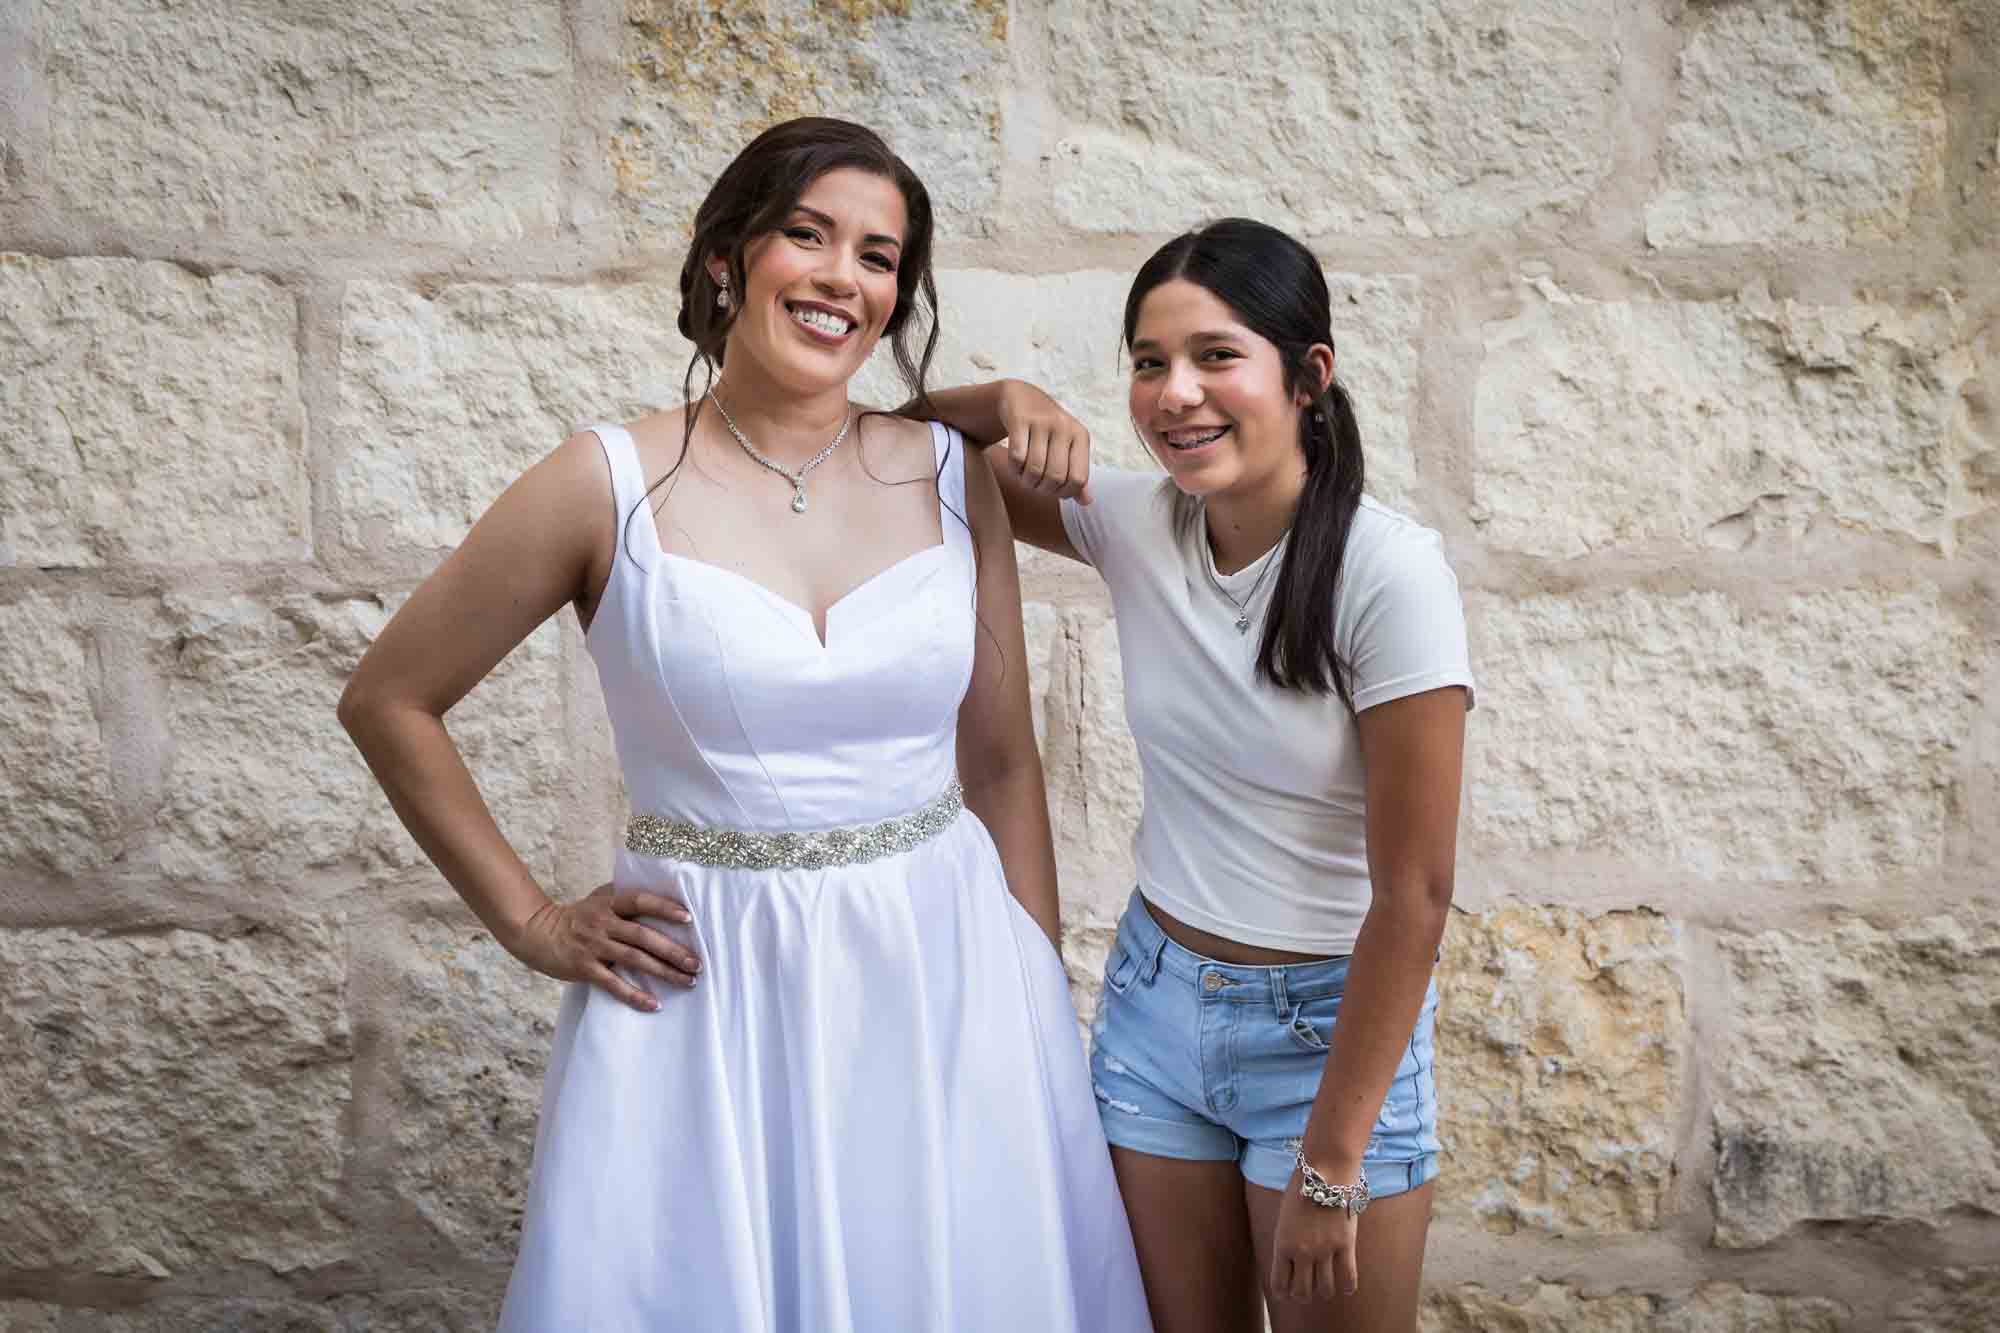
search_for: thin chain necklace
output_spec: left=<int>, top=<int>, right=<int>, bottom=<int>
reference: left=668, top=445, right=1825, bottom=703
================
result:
left=706, top=388, right=852, bottom=515
left=1201, top=512, right=1286, bottom=635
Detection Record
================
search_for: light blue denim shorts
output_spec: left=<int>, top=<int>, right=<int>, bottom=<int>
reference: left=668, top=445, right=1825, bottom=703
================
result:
left=1089, top=891, right=1441, bottom=1198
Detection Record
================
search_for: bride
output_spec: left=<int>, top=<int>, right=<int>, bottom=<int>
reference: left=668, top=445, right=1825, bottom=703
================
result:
left=338, top=117, right=1150, bottom=1332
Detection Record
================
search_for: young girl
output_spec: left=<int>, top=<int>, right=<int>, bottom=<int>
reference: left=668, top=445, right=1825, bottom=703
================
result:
left=930, top=218, right=1473, bottom=1333
left=339, top=118, right=1148, bottom=1331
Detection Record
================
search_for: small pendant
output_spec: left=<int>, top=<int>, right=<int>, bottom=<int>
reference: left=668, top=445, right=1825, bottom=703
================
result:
left=791, top=488, right=808, bottom=514
left=1234, top=614, right=1252, bottom=634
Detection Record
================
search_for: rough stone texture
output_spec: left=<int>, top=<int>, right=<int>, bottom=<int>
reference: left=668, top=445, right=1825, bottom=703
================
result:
left=1711, top=907, right=2000, bottom=1248
left=1423, top=1282, right=1850, bottom=1332
left=1045, top=0, right=1621, bottom=238
left=1047, top=615, right=1144, bottom=926
left=383, top=920, right=559, bottom=1265
left=1463, top=588, right=1981, bottom=882
left=0, top=596, right=118, bottom=873
left=41, top=0, right=564, bottom=240
left=1474, top=280, right=1986, bottom=559
left=0, top=920, right=350, bottom=1275
left=0, top=255, right=303, bottom=567
left=1891, top=1267, right=2000, bottom=1331
left=1434, top=906, right=1684, bottom=1235
left=884, top=269, right=1425, bottom=517
left=616, top=0, right=1007, bottom=241
left=0, top=1291, right=500, bottom=1332
left=334, top=280, right=692, bottom=556
left=153, top=595, right=569, bottom=891
left=1647, top=0, right=1950, bottom=247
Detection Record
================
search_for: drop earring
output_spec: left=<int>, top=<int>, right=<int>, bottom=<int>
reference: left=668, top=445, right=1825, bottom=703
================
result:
left=715, top=273, right=731, bottom=311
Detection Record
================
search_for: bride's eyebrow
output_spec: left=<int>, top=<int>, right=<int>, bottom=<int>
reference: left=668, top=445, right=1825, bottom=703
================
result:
left=792, top=205, right=903, bottom=251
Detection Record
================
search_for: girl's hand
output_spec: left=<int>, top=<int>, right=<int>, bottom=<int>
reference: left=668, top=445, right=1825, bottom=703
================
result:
left=995, top=380, right=1093, bottom=504
left=1269, top=1167, right=1360, bottom=1303
left=508, top=883, right=701, bottom=1011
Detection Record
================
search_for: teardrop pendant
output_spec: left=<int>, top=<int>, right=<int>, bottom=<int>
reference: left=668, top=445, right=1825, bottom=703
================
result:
left=791, top=487, right=809, bottom=514
left=1234, top=614, right=1251, bottom=634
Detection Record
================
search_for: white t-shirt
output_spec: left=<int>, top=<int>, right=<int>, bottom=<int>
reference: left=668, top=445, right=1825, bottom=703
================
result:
left=1060, top=468, right=1475, bottom=955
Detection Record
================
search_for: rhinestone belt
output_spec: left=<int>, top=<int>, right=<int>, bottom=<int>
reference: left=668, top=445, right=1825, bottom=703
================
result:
left=624, top=781, right=965, bottom=870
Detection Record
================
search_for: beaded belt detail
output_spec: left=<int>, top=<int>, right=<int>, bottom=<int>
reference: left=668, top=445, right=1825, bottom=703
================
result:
left=624, top=781, right=965, bottom=870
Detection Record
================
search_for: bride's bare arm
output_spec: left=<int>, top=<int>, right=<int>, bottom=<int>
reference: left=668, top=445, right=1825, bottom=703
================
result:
left=338, top=432, right=700, bottom=1009
left=952, top=437, right=1063, bottom=953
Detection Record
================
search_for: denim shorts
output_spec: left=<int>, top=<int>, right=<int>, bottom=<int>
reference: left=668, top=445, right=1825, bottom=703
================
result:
left=1089, top=891, right=1441, bottom=1197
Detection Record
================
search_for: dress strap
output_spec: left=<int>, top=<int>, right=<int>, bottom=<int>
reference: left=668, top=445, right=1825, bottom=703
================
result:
left=930, top=421, right=973, bottom=558
left=586, top=422, right=660, bottom=569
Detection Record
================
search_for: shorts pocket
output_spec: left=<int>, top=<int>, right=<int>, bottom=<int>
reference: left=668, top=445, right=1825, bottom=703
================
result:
left=1285, top=1003, right=1334, bottom=1054
left=1103, top=938, right=1142, bottom=996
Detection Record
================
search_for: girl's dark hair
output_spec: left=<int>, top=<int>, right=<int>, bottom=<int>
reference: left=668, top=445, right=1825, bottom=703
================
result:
left=1124, top=218, right=1366, bottom=706
left=626, top=117, right=943, bottom=551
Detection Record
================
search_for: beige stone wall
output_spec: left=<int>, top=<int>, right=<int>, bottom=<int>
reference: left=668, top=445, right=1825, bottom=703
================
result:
left=2, top=0, right=1995, bottom=1328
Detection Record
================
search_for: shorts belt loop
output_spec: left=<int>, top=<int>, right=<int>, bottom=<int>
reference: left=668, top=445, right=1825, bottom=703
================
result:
left=1140, top=931, right=1168, bottom=984
left=1272, top=968, right=1292, bottom=1022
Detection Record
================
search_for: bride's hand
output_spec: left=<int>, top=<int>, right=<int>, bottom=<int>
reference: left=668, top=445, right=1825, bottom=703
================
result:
left=508, top=883, right=701, bottom=1011
left=996, top=380, right=1093, bottom=504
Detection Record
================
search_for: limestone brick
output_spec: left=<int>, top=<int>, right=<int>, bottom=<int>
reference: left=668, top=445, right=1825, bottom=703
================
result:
left=615, top=0, right=1007, bottom=241
left=0, top=256, right=302, bottom=567
left=153, top=596, right=569, bottom=891
left=1647, top=0, right=1950, bottom=247
left=1045, top=0, right=1621, bottom=238
left=0, top=920, right=350, bottom=1275
left=41, top=0, right=564, bottom=239
left=1434, top=906, right=1684, bottom=1235
left=1711, top=907, right=2000, bottom=1247
left=1474, top=282, right=1984, bottom=558
left=1464, top=588, right=1980, bottom=882
left=334, top=280, right=691, bottom=556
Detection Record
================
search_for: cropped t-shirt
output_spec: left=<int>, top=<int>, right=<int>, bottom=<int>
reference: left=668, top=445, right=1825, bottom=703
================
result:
left=1060, top=468, right=1475, bottom=954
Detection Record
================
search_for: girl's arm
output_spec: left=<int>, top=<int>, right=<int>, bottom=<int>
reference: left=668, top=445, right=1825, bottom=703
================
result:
left=920, top=380, right=1090, bottom=562
left=1272, top=684, right=1467, bottom=1298
left=951, top=436, right=1063, bottom=950
left=337, top=432, right=700, bottom=1010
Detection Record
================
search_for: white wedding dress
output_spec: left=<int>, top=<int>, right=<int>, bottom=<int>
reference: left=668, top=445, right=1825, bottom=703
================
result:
left=495, top=422, right=1150, bottom=1332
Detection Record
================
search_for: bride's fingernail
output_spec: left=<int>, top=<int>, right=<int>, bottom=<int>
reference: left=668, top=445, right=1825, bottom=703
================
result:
left=673, top=908, right=692, bottom=923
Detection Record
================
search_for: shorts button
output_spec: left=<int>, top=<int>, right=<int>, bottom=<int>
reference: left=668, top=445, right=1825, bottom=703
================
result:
left=1202, top=973, right=1225, bottom=993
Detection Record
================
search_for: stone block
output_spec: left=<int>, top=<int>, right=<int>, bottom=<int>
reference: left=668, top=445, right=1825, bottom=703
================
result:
left=334, top=281, right=693, bottom=557
left=1424, top=1282, right=1850, bottom=1332
left=381, top=920, right=559, bottom=1265
left=1891, top=1267, right=2000, bottom=1331
left=41, top=0, right=564, bottom=239
left=1647, top=0, right=1950, bottom=247
left=0, top=256, right=303, bottom=567
left=1046, top=615, right=1144, bottom=925
left=1712, top=907, right=2000, bottom=1247
left=1434, top=906, right=1683, bottom=1235
left=0, top=920, right=350, bottom=1275
left=153, top=595, right=570, bottom=891
left=1473, top=281, right=1984, bottom=558
left=1463, top=588, right=1980, bottom=882
left=0, top=596, right=118, bottom=873
left=1045, top=0, right=1621, bottom=237
left=615, top=0, right=1006, bottom=241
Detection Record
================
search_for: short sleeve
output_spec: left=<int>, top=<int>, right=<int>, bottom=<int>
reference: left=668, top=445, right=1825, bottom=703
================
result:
left=1336, top=506, right=1476, bottom=714
left=1059, top=466, right=1167, bottom=572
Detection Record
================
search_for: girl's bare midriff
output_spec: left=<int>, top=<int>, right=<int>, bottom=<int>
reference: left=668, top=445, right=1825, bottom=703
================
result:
left=1139, top=894, right=1342, bottom=967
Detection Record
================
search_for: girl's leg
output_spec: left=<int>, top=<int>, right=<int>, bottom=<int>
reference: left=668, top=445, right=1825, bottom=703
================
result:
left=1245, top=1180, right=1434, bottom=1333
left=1112, top=1147, right=1266, bottom=1333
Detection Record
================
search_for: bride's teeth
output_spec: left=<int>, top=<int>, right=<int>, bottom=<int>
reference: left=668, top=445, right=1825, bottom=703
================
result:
left=792, top=306, right=853, bottom=335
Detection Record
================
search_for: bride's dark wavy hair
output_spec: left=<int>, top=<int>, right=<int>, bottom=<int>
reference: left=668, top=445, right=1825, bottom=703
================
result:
left=623, top=117, right=943, bottom=551
left=1125, top=218, right=1366, bottom=708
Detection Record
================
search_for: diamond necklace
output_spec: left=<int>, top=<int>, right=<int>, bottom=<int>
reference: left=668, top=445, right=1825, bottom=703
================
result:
left=1201, top=517, right=1286, bottom=635
left=706, top=388, right=852, bottom=515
